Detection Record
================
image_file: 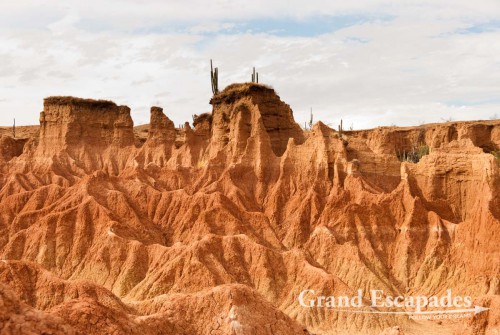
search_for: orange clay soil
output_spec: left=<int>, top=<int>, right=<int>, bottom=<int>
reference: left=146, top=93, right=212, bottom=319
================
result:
left=0, top=83, right=498, bottom=335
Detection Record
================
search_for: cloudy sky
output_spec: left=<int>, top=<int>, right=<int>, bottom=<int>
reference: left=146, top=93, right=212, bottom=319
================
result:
left=1, top=0, right=500, bottom=129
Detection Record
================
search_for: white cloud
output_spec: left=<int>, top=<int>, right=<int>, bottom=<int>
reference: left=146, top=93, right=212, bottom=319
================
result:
left=0, top=1, right=499, bottom=129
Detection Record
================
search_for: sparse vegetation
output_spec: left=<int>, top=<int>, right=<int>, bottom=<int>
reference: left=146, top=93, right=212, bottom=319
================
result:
left=222, top=82, right=271, bottom=93
left=251, top=67, right=259, bottom=83
left=303, top=108, right=313, bottom=131
left=397, top=143, right=430, bottom=163
left=491, top=151, right=500, bottom=166
left=44, top=96, right=117, bottom=108
left=210, top=59, right=219, bottom=95
left=210, top=82, right=273, bottom=105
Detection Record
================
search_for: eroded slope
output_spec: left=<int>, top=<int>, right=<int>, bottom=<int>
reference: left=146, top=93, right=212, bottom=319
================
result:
left=0, top=83, right=498, bottom=335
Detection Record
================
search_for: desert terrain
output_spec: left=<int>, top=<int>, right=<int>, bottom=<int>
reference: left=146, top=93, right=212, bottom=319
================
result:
left=0, top=83, right=498, bottom=334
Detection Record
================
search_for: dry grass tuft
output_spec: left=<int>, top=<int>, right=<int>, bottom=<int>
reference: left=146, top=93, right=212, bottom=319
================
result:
left=210, top=82, right=274, bottom=105
left=44, top=96, right=117, bottom=109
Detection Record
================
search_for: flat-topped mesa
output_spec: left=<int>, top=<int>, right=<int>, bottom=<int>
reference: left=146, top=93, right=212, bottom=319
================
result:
left=38, top=96, right=135, bottom=154
left=210, top=83, right=305, bottom=157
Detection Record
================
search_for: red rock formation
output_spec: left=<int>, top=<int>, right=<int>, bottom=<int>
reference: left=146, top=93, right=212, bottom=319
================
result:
left=0, top=136, right=25, bottom=164
left=0, top=85, right=498, bottom=335
left=0, top=283, right=78, bottom=334
left=33, top=96, right=136, bottom=176
left=136, top=106, right=176, bottom=167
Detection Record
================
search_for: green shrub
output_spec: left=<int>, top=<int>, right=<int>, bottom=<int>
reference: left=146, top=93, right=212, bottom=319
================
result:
left=492, top=151, right=500, bottom=166
left=397, top=143, right=430, bottom=163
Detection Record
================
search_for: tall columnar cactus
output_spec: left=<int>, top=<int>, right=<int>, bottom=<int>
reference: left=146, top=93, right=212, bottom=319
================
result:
left=251, top=67, right=259, bottom=83
left=210, top=59, right=219, bottom=95
left=338, top=119, right=343, bottom=137
left=12, top=118, right=15, bottom=138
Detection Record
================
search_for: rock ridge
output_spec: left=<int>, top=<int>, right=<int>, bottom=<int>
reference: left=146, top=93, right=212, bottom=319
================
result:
left=0, top=84, right=498, bottom=335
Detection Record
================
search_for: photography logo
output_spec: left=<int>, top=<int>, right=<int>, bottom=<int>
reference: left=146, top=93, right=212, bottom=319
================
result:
left=298, top=289, right=490, bottom=320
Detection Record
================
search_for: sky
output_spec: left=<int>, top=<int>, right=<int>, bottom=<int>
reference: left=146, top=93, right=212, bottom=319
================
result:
left=1, top=0, right=500, bottom=130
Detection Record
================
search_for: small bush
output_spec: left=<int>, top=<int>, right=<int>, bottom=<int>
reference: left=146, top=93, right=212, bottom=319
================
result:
left=397, top=143, right=430, bottom=163
left=492, top=151, right=500, bottom=166
left=210, top=83, right=274, bottom=105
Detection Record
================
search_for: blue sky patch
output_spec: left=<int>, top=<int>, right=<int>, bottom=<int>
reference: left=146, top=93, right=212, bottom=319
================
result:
left=234, top=15, right=382, bottom=37
left=111, top=15, right=393, bottom=37
left=456, top=20, right=500, bottom=34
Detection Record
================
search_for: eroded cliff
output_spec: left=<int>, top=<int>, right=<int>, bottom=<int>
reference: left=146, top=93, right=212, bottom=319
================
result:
left=0, top=83, right=498, bottom=335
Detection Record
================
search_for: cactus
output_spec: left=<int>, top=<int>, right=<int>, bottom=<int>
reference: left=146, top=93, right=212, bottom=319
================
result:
left=210, top=59, right=219, bottom=95
left=338, top=119, right=343, bottom=137
left=397, top=143, right=429, bottom=163
left=309, top=108, right=313, bottom=129
left=12, top=118, right=15, bottom=138
left=251, top=67, right=259, bottom=83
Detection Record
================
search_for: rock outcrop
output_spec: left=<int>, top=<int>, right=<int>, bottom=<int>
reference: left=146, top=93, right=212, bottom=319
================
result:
left=136, top=106, right=176, bottom=167
left=0, top=84, right=498, bottom=335
left=0, top=283, right=78, bottom=334
left=31, top=96, right=136, bottom=176
left=38, top=97, right=134, bottom=150
left=0, top=135, right=25, bottom=164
